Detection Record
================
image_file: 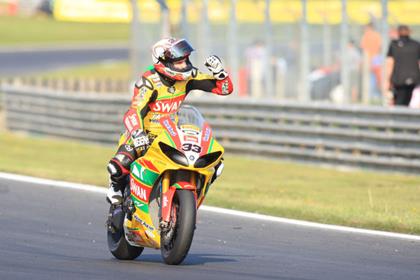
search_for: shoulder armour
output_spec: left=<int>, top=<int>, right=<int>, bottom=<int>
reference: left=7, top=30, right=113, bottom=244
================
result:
left=135, top=76, right=154, bottom=90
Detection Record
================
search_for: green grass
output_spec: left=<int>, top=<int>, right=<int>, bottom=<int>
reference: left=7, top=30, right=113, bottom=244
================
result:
left=0, top=16, right=129, bottom=45
left=0, top=131, right=113, bottom=184
left=29, top=61, right=131, bottom=80
left=206, top=157, right=420, bottom=234
left=1, top=131, right=420, bottom=235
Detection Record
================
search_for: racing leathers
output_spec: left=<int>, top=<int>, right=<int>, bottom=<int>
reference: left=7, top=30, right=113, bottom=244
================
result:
left=106, top=66, right=233, bottom=204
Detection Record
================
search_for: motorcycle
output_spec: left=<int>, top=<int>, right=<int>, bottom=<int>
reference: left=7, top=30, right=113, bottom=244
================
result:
left=106, top=105, right=224, bottom=265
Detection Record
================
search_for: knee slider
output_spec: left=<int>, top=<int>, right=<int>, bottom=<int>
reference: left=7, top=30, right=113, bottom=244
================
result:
left=116, top=144, right=137, bottom=168
left=107, top=160, right=123, bottom=178
left=107, top=161, right=129, bottom=188
left=107, top=144, right=137, bottom=179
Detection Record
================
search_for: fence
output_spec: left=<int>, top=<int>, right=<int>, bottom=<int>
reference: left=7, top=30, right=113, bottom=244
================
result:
left=0, top=77, right=131, bottom=94
left=2, top=85, right=420, bottom=173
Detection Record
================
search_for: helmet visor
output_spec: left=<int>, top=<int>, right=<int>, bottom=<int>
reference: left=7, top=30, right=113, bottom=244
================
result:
left=164, top=39, right=194, bottom=61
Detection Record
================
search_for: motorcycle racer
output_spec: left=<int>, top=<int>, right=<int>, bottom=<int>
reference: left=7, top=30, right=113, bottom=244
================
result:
left=106, top=37, right=233, bottom=204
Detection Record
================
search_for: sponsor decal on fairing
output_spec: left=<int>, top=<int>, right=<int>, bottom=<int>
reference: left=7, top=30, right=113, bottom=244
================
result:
left=183, top=135, right=199, bottom=143
left=203, top=126, right=211, bottom=142
left=162, top=119, right=177, bottom=137
left=163, top=195, right=169, bottom=208
left=130, top=177, right=150, bottom=202
left=134, top=214, right=155, bottom=231
left=179, top=124, right=203, bottom=165
left=200, top=123, right=213, bottom=155
left=132, top=165, right=140, bottom=178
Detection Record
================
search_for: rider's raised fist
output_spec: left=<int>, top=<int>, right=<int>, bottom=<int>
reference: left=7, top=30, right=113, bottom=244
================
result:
left=205, top=55, right=228, bottom=80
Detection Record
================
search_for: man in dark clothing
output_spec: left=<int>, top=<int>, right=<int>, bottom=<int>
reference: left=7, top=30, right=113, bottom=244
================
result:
left=386, top=25, right=420, bottom=106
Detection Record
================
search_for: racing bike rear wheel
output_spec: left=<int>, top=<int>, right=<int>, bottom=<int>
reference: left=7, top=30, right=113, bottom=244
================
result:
left=107, top=205, right=144, bottom=260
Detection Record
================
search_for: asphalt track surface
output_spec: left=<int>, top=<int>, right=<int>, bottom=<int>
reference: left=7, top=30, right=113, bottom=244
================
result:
left=0, top=46, right=128, bottom=76
left=0, top=178, right=420, bottom=280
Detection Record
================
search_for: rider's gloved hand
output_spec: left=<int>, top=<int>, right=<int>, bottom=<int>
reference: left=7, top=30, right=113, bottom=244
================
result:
left=205, top=55, right=228, bottom=80
left=131, top=130, right=150, bottom=152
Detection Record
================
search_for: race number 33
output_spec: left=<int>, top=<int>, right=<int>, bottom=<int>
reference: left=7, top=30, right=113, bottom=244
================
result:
left=182, top=143, right=201, bottom=153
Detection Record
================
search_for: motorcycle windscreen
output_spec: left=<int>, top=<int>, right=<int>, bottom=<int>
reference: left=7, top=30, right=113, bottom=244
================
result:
left=177, top=105, right=206, bottom=129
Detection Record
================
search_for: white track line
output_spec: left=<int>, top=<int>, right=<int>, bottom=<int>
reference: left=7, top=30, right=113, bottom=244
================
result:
left=1, top=172, right=419, bottom=242
left=0, top=172, right=107, bottom=194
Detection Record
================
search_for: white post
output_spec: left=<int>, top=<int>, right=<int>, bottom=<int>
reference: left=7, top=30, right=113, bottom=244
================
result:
left=299, top=0, right=310, bottom=101
left=197, top=0, right=211, bottom=67
left=323, top=17, right=332, bottom=67
left=361, top=51, right=370, bottom=104
left=264, top=0, right=274, bottom=98
left=340, top=0, right=350, bottom=103
left=228, top=0, right=239, bottom=97
left=381, top=0, right=389, bottom=104
left=276, top=58, right=287, bottom=100
left=180, top=0, right=189, bottom=39
left=130, top=0, right=141, bottom=82
left=161, top=9, right=170, bottom=38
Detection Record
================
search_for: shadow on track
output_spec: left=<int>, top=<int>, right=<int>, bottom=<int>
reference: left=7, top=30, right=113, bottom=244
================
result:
left=107, top=253, right=239, bottom=266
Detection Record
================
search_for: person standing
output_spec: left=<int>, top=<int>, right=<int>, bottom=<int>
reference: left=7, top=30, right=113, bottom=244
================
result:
left=361, top=23, right=382, bottom=60
left=360, top=22, right=383, bottom=99
left=386, top=25, right=420, bottom=106
left=347, top=40, right=362, bottom=102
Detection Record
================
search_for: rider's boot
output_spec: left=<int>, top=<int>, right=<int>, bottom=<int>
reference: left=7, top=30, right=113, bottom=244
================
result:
left=106, top=144, right=137, bottom=205
left=106, top=179, right=125, bottom=205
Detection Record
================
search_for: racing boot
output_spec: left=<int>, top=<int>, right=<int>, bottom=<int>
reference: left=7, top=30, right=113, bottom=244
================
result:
left=106, top=144, right=137, bottom=205
left=106, top=180, right=124, bottom=205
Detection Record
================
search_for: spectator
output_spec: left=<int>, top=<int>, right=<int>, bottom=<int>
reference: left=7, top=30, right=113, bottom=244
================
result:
left=347, top=40, right=362, bottom=102
left=360, top=22, right=382, bottom=99
left=386, top=25, right=420, bottom=106
left=245, top=40, right=267, bottom=98
left=36, top=0, right=53, bottom=17
left=361, top=22, right=382, bottom=60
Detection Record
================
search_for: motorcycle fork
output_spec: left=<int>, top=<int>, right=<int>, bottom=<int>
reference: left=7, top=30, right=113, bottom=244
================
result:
left=160, top=172, right=174, bottom=225
left=160, top=171, right=197, bottom=225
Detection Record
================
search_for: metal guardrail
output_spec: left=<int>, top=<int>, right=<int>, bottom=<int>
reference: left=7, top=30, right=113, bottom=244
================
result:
left=2, top=85, right=420, bottom=173
left=0, top=77, right=131, bottom=93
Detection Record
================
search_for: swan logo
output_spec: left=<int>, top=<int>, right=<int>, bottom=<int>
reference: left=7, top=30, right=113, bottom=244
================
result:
left=151, top=100, right=182, bottom=113
left=130, top=178, right=148, bottom=201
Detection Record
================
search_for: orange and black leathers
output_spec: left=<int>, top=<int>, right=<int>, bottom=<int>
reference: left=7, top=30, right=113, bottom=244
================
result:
left=119, top=67, right=233, bottom=147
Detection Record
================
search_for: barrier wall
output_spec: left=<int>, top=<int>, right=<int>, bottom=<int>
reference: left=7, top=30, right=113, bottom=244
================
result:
left=3, top=85, right=420, bottom=173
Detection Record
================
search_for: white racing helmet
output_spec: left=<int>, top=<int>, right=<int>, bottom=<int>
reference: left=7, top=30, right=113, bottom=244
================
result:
left=152, top=38, right=194, bottom=81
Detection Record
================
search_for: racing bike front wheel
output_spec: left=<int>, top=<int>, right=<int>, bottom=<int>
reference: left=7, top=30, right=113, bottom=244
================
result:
left=161, top=190, right=196, bottom=265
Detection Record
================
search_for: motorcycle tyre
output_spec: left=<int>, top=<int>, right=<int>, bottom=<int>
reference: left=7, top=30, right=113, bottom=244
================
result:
left=161, top=190, right=196, bottom=265
left=107, top=206, right=144, bottom=260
